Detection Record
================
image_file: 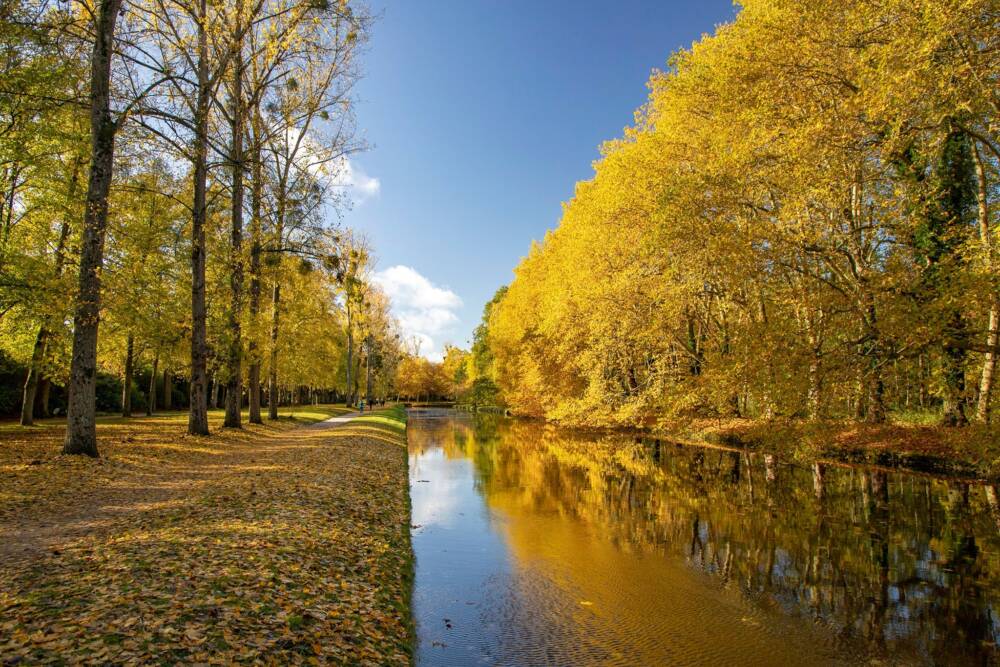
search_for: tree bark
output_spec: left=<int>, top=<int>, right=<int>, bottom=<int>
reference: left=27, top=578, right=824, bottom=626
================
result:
left=21, top=328, right=47, bottom=425
left=268, top=282, right=280, bottom=419
left=147, top=352, right=158, bottom=416
left=806, top=325, right=823, bottom=419
left=0, top=164, right=21, bottom=269
left=935, top=129, right=973, bottom=427
left=187, top=0, right=210, bottom=436
left=974, top=144, right=997, bottom=423
left=365, top=336, right=373, bottom=404
left=223, top=0, right=245, bottom=429
left=121, top=333, right=134, bottom=417
left=21, top=156, right=79, bottom=426
left=345, top=304, right=353, bottom=406
left=37, top=379, right=51, bottom=418
left=942, top=315, right=969, bottom=427
left=267, top=180, right=286, bottom=420
left=63, top=0, right=124, bottom=457
left=353, top=354, right=361, bottom=404
left=210, top=373, right=220, bottom=408
left=247, top=111, right=263, bottom=424
left=163, top=368, right=172, bottom=410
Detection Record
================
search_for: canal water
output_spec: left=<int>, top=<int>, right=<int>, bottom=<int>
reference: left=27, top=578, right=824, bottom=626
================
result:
left=408, top=408, right=1000, bottom=666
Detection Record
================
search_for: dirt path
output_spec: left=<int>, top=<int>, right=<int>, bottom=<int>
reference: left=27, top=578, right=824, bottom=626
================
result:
left=0, top=409, right=412, bottom=664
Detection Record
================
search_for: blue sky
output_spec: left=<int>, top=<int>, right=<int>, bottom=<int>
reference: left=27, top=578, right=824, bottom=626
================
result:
left=343, top=0, right=738, bottom=360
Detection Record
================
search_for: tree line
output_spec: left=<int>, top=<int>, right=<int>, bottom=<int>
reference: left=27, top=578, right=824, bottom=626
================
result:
left=0, top=0, right=403, bottom=456
left=486, top=0, right=999, bottom=429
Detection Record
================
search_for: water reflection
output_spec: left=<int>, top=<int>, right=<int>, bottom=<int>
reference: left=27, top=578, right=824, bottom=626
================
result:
left=409, top=409, right=1000, bottom=665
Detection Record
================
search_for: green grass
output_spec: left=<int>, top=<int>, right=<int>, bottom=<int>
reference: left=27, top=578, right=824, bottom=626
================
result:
left=352, top=406, right=407, bottom=436
left=274, top=404, right=354, bottom=425
left=887, top=408, right=943, bottom=426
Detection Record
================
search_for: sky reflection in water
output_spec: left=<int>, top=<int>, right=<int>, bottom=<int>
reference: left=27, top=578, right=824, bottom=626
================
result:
left=409, top=408, right=1000, bottom=666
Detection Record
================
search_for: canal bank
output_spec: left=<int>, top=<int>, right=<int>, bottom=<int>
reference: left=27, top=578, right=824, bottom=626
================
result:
left=459, top=405, right=1000, bottom=481
left=671, top=417, right=1000, bottom=481
left=407, top=407, right=1000, bottom=665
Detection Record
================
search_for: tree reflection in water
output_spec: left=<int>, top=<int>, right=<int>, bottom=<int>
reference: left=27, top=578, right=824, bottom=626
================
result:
left=410, top=412, right=1000, bottom=664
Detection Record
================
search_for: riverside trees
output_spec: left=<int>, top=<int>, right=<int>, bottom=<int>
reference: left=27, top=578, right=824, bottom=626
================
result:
left=0, top=0, right=402, bottom=455
left=490, top=0, right=999, bottom=428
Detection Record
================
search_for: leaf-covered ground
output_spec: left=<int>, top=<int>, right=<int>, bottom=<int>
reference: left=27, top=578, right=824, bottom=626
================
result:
left=0, top=405, right=413, bottom=665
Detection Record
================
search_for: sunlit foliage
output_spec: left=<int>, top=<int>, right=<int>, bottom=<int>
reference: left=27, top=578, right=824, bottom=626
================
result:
left=491, top=0, right=999, bottom=428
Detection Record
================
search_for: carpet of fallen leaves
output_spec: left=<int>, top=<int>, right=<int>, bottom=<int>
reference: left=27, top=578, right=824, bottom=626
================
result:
left=0, top=406, right=413, bottom=665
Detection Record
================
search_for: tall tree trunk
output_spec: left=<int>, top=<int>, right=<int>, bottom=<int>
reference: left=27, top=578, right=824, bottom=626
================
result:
left=806, top=324, right=823, bottom=419
left=63, top=0, right=124, bottom=457
left=353, top=354, right=361, bottom=404
left=223, top=0, right=245, bottom=429
left=942, top=315, right=969, bottom=427
left=163, top=368, right=172, bottom=410
left=365, top=336, right=373, bottom=404
left=21, top=156, right=79, bottom=426
left=37, top=379, right=51, bottom=418
left=0, top=164, right=21, bottom=268
left=345, top=304, right=353, bottom=406
left=975, top=145, right=997, bottom=423
left=918, top=354, right=928, bottom=409
left=934, top=128, right=973, bottom=427
left=121, top=333, right=134, bottom=417
left=860, top=303, right=886, bottom=424
left=188, top=0, right=210, bottom=436
left=266, top=181, right=286, bottom=420
left=147, top=352, right=158, bottom=416
left=247, top=112, right=263, bottom=424
left=268, top=283, right=281, bottom=419
left=21, top=328, right=47, bottom=426
left=686, top=314, right=702, bottom=376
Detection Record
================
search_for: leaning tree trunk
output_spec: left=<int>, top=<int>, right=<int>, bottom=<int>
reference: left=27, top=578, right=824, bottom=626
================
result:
left=188, top=0, right=210, bottom=436
left=121, top=332, right=134, bottom=417
left=21, top=328, right=47, bottom=425
left=223, top=1, right=245, bottom=429
left=63, top=0, right=124, bottom=457
left=974, top=145, right=997, bottom=423
left=147, top=351, right=158, bottom=416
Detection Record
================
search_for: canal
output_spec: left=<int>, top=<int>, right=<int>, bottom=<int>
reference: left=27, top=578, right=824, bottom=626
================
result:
left=408, top=408, right=999, bottom=665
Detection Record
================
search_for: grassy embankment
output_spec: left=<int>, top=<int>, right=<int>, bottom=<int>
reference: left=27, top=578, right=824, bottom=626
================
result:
left=663, top=412, right=1000, bottom=480
left=0, top=404, right=413, bottom=665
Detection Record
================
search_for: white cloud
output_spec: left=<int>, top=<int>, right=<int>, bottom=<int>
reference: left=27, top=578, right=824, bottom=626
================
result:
left=373, top=265, right=462, bottom=362
left=334, top=158, right=380, bottom=202
left=279, top=126, right=380, bottom=204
